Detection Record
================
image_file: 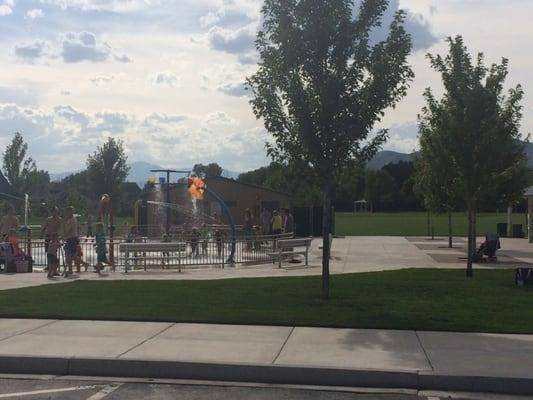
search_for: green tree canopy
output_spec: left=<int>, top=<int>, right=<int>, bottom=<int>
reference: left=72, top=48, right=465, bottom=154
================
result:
left=192, top=163, right=223, bottom=178
left=2, top=132, right=37, bottom=194
left=247, top=0, right=414, bottom=297
left=86, top=137, right=130, bottom=209
left=418, top=36, right=528, bottom=276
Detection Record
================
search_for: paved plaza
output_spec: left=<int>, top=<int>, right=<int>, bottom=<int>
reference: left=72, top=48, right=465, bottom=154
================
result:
left=1, top=236, right=532, bottom=291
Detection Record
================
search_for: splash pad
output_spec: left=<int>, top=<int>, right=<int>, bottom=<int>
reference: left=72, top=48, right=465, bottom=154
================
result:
left=143, top=174, right=236, bottom=263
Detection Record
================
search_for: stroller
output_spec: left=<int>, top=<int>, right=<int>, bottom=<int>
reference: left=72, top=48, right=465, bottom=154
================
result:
left=473, top=233, right=500, bottom=263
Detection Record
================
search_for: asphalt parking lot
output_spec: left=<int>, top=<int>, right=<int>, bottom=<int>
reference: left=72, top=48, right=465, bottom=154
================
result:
left=0, top=377, right=444, bottom=400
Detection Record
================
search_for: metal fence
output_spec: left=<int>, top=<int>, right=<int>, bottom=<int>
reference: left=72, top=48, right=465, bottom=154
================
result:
left=28, top=232, right=295, bottom=271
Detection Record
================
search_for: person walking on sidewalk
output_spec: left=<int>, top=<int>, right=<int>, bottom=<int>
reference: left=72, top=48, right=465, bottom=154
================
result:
left=60, top=206, right=78, bottom=276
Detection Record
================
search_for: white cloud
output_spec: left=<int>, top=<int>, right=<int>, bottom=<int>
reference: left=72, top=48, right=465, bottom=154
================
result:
left=89, top=74, right=119, bottom=86
left=207, top=24, right=256, bottom=54
left=143, top=113, right=188, bottom=125
left=114, top=53, right=132, bottom=63
left=149, top=71, right=179, bottom=87
left=26, top=8, right=44, bottom=19
left=61, top=31, right=112, bottom=63
left=355, top=0, right=439, bottom=51
left=217, top=82, right=250, bottom=97
left=14, top=41, right=48, bottom=62
left=200, top=3, right=255, bottom=28
left=382, top=122, right=419, bottom=154
left=0, top=102, right=264, bottom=172
left=0, top=87, right=39, bottom=106
left=0, top=0, right=13, bottom=16
left=203, top=111, right=238, bottom=126
left=41, top=0, right=159, bottom=13
left=14, top=32, right=132, bottom=64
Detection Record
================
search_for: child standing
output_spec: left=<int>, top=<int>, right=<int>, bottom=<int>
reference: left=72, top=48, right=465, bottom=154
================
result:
left=189, top=227, right=200, bottom=256
left=200, top=223, right=209, bottom=256
left=162, top=233, right=171, bottom=268
left=214, top=229, right=223, bottom=258
left=46, top=238, right=60, bottom=278
left=75, top=239, right=89, bottom=272
left=95, top=222, right=114, bottom=273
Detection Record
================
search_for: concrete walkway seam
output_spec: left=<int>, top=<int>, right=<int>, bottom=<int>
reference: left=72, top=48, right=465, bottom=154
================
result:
left=0, top=320, right=58, bottom=344
left=115, top=323, right=175, bottom=359
left=414, top=331, right=434, bottom=372
left=272, top=326, right=294, bottom=364
left=1, top=356, right=533, bottom=395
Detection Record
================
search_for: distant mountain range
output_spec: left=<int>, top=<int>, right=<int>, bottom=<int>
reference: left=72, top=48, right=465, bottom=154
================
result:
left=367, top=142, right=533, bottom=170
left=366, top=150, right=415, bottom=170
left=49, top=161, right=240, bottom=186
left=49, top=142, right=533, bottom=183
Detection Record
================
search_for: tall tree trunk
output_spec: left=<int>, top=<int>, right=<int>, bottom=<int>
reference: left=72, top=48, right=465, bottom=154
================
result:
left=448, top=211, right=453, bottom=248
left=322, top=184, right=332, bottom=299
left=473, top=206, right=477, bottom=250
left=466, top=202, right=474, bottom=278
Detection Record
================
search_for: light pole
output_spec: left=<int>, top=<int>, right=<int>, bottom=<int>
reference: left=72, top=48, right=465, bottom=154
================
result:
left=150, top=169, right=189, bottom=235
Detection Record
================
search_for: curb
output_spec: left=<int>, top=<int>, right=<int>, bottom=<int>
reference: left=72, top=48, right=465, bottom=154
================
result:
left=1, top=356, right=533, bottom=396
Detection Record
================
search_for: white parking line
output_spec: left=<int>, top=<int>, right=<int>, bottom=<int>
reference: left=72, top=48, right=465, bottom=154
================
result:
left=0, top=385, right=101, bottom=398
left=86, top=384, right=123, bottom=400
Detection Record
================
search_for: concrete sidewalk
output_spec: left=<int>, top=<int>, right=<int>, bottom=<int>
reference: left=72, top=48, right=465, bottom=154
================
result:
left=0, top=319, right=532, bottom=395
left=3, top=236, right=532, bottom=291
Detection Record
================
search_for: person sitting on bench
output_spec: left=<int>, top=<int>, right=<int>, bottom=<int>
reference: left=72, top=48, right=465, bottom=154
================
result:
left=473, top=233, right=500, bottom=262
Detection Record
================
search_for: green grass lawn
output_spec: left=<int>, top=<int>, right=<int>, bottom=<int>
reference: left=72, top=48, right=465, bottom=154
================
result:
left=1, top=269, right=532, bottom=333
left=335, top=211, right=528, bottom=236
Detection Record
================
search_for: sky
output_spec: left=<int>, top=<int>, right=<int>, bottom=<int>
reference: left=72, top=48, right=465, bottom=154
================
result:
left=0, top=0, right=532, bottom=174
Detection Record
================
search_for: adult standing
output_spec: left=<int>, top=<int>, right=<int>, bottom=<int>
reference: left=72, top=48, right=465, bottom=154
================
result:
left=243, top=208, right=253, bottom=250
left=0, top=205, right=19, bottom=240
left=283, top=208, right=294, bottom=235
left=271, top=210, right=283, bottom=236
left=60, top=206, right=78, bottom=276
left=86, top=213, right=93, bottom=237
left=243, top=208, right=253, bottom=237
left=41, top=207, right=62, bottom=271
left=260, top=208, right=272, bottom=236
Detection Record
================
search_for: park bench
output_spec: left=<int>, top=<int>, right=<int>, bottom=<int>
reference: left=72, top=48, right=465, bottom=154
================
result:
left=119, top=242, right=187, bottom=273
left=269, top=237, right=312, bottom=268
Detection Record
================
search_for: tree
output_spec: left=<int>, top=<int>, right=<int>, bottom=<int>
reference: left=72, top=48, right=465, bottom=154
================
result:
left=193, top=163, right=223, bottom=178
left=414, top=133, right=461, bottom=248
left=418, top=36, right=528, bottom=277
left=86, top=137, right=130, bottom=210
left=25, top=169, right=51, bottom=202
left=238, top=161, right=322, bottom=205
left=382, top=161, right=422, bottom=211
left=2, top=132, right=37, bottom=193
left=365, top=169, right=397, bottom=212
left=248, top=0, right=413, bottom=297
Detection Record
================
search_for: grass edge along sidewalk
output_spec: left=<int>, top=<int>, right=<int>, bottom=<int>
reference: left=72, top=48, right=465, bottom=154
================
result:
left=1, top=269, right=532, bottom=334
